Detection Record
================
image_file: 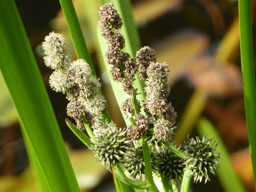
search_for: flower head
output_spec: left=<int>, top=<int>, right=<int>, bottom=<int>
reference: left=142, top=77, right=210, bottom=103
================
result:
left=184, top=137, right=220, bottom=183
left=152, top=148, right=184, bottom=180
left=42, top=32, right=71, bottom=69
left=123, top=146, right=145, bottom=179
left=92, top=129, right=131, bottom=168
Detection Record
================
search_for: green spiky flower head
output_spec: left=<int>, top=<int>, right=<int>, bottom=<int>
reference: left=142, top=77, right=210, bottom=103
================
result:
left=92, top=129, right=131, bottom=168
left=184, top=137, right=220, bottom=183
left=152, top=148, right=185, bottom=180
left=123, top=146, right=145, bottom=179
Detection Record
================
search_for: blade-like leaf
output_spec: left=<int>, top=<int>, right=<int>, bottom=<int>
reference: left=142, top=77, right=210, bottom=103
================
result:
left=0, top=1, right=80, bottom=191
left=238, top=0, right=256, bottom=184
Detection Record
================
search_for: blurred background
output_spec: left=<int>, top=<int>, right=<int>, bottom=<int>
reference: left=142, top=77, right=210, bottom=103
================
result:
left=0, top=0, right=254, bottom=191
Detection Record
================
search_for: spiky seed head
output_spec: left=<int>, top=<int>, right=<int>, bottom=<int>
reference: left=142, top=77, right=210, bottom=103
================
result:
left=184, top=137, right=220, bottom=183
left=67, top=59, right=92, bottom=86
left=98, top=3, right=122, bottom=30
left=92, top=129, right=130, bottom=168
left=153, top=119, right=174, bottom=142
left=42, top=32, right=71, bottom=69
left=136, top=46, right=156, bottom=67
left=108, top=32, right=125, bottom=50
left=110, top=65, right=123, bottom=82
left=122, top=98, right=135, bottom=117
left=49, top=70, right=70, bottom=93
left=152, top=148, right=185, bottom=180
left=123, top=146, right=145, bottom=179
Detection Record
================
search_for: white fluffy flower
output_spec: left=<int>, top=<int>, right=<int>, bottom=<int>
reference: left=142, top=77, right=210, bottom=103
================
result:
left=42, top=32, right=71, bottom=69
left=49, top=70, right=71, bottom=93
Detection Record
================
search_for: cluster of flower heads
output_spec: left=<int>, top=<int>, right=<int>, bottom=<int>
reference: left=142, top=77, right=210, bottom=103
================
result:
left=42, top=32, right=106, bottom=131
left=42, top=3, right=220, bottom=186
left=98, top=2, right=219, bottom=184
left=99, top=3, right=176, bottom=143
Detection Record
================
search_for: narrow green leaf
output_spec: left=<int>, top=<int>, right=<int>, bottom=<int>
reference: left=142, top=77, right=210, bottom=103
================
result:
left=0, top=1, right=80, bottom=191
left=22, top=128, right=50, bottom=192
left=113, top=164, right=150, bottom=189
left=66, top=119, right=91, bottom=148
left=197, top=118, right=246, bottom=192
left=238, top=0, right=256, bottom=184
left=58, top=0, right=95, bottom=74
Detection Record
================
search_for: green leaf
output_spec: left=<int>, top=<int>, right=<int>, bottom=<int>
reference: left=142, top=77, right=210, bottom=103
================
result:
left=59, top=0, right=95, bottom=75
left=238, top=0, right=256, bottom=184
left=0, top=1, right=80, bottom=191
left=66, top=119, right=91, bottom=148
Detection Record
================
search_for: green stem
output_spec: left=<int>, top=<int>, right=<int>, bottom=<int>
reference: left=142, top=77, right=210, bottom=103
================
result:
left=238, top=0, right=256, bottom=184
left=180, top=169, right=192, bottom=192
left=171, top=180, right=178, bottom=192
left=114, top=164, right=150, bottom=189
left=112, top=167, right=122, bottom=192
left=82, top=116, right=94, bottom=139
left=162, top=176, right=172, bottom=192
left=132, top=91, right=140, bottom=115
left=58, top=0, right=94, bottom=74
left=165, top=142, right=186, bottom=159
left=141, top=140, right=159, bottom=192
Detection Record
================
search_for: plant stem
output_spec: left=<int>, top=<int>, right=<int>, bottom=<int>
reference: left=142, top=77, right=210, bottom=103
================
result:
left=162, top=176, right=172, bottom=192
left=180, top=169, right=192, bottom=192
left=0, top=1, right=80, bottom=191
left=112, top=167, right=122, bottom=192
left=171, top=180, right=178, bottom=192
left=165, top=142, right=186, bottom=159
left=82, top=117, right=94, bottom=139
left=141, top=140, right=159, bottom=192
left=238, top=0, right=256, bottom=184
left=114, top=164, right=150, bottom=189
left=197, top=118, right=246, bottom=192
left=58, top=0, right=94, bottom=74
left=132, top=91, right=140, bottom=115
